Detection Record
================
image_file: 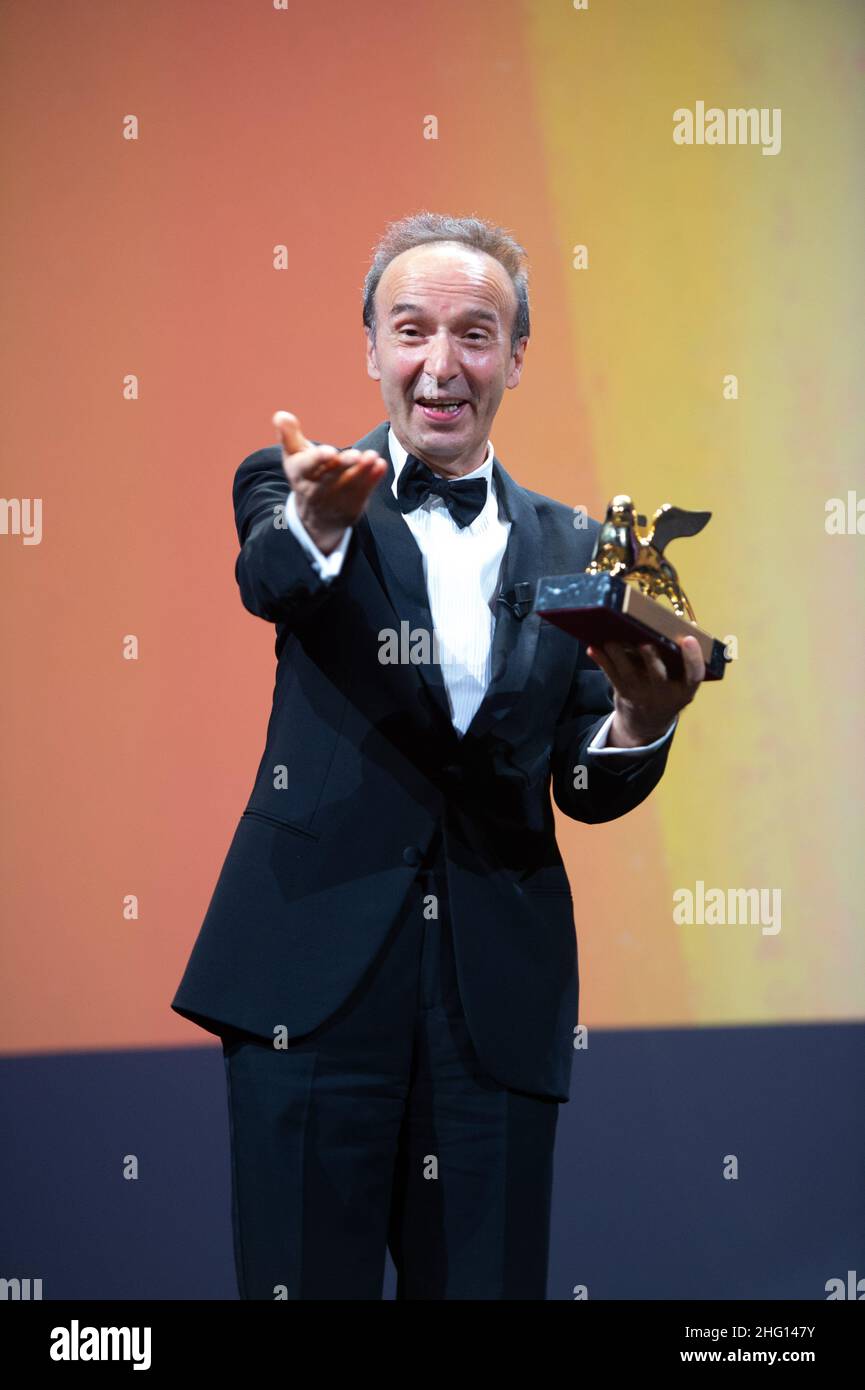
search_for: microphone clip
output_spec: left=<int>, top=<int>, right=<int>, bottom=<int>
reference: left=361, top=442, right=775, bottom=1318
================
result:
left=497, top=581, right=535, bottom=620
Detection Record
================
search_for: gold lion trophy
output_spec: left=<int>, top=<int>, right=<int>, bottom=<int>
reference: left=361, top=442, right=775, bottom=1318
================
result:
left=533, top=496, right=731, bottom=680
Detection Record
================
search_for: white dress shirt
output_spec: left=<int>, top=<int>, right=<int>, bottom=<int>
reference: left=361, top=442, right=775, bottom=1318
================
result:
left=285, top=426, right=677, bottom=752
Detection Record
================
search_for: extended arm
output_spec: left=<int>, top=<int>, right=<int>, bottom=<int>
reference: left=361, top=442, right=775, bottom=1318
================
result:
left=233, top=411, right=386, bottom=624
left=233, top=448, right=352, bottom=624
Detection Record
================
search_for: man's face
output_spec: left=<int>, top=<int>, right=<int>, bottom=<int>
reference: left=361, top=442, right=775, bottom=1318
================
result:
left=366, top=242, right=527, bottom=476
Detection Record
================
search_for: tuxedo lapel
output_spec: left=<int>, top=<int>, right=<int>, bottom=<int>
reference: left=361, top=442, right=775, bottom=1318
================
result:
left=350, top=421, right=543, bottom=745
left=462, top=455, right=542, bottom=742
left=353, top=421, right=454, bottom=729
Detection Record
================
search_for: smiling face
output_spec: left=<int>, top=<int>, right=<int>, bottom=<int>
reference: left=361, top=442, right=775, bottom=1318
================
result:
left=365, top=241, right=527, bottom=477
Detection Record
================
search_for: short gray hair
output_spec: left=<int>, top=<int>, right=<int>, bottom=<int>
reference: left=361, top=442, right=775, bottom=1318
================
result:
left=362, top=210, right=530, bottom=352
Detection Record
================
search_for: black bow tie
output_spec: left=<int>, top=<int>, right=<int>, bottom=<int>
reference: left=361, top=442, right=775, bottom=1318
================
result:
left=396, top=453, right=488, bottom=529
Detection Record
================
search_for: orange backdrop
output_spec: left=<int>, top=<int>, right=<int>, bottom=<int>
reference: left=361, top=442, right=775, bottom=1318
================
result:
left=2, top=0, right=863, bottom=1054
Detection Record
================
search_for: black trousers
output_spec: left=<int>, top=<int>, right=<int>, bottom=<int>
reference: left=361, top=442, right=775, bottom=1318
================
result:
left=220, top=835, right=560, bottom=1299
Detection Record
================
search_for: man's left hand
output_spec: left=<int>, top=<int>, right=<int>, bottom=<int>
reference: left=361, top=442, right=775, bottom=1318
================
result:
left=587, top=635, right=705, bottom=748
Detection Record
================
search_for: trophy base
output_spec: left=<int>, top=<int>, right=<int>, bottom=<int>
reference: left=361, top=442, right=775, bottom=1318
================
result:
left=534, top=573, right=729, bottom=681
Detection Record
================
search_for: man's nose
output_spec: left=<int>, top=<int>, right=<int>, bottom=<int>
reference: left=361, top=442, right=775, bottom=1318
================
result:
left=423, top=329, right=461, bottom=382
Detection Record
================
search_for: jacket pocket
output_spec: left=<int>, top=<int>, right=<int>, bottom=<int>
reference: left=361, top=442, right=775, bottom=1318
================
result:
left=241, top=808, right=321, bottom=841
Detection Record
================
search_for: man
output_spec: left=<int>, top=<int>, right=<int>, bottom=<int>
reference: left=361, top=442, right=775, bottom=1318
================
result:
left=172, top=212, right=704, bottom=1300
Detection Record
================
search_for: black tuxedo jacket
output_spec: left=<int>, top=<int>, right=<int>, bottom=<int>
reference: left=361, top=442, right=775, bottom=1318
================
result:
left=171, top=419, right=674, bottom=1100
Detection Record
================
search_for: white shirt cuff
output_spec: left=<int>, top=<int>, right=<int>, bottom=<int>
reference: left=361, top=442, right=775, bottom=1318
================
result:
left=587, top=711, right=678, bottom=755
left=284, top=493, right=352, bottom=578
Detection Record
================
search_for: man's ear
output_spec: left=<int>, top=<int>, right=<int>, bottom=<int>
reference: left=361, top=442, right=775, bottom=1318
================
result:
left=506, top=336, right=528, bottom=390
left=365, top=329, right=381, bottom=381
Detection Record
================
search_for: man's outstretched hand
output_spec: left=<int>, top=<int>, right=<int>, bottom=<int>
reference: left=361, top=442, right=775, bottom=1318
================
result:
left=273, top=410, right=388, bottom=555
left=587, top=635, right=706, bottom=748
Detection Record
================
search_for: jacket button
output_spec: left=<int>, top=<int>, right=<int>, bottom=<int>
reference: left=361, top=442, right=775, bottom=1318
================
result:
left=402, top=845, right=423, bottom=866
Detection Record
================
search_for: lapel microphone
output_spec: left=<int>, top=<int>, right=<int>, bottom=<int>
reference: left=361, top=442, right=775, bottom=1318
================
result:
left=496, top=581, right=535, bottom=620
